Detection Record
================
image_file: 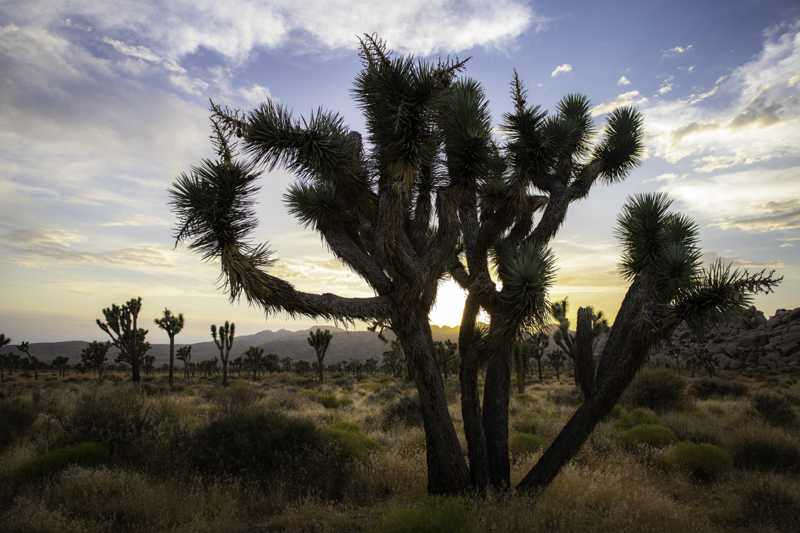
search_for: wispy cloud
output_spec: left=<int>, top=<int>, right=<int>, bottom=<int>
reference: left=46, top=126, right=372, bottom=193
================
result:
left=663, top=44, right=693, bottom=57
left=551, top=63, right=573, bottom=77
left=591, top=90, right=648, bottom=116
left=617, top=75, right=631, bottom=86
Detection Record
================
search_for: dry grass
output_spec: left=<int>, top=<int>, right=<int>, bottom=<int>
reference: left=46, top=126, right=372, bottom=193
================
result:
left=0, top=369, right=798, bottom=532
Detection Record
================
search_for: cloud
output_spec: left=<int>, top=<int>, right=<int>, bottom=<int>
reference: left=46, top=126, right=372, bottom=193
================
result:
left=659, top=167, right=800, bottom=233
left=663, top=44, right=693, bottom=57
left=551, top=63, right=573, bottom=77
left=4, top=1, right=543, bottom=60
left=657, top=82, right=673, bottom=95
left=239, top=84, right=273, bottom=106
left=591, top=90, right=648, bottom=116
left=617, top=75, right=631, bottom=86
left=644, top=23, right=800, bottom=172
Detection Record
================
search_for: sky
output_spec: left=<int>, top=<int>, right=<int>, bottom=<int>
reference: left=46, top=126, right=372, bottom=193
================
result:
left=1, top=0, right=798, bottom=343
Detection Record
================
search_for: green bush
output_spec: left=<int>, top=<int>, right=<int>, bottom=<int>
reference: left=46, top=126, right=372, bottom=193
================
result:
left=690, top=377, right=748, bottom=399
left=624, top=369, right=687, bottom=411
left=729, top=430, right=800, bottom=473
left=751, top=391, right=796, bottom=426
left=510, top=432, right=545, bottom=456
left=325, top=421, right=379, bottom=459
left=371, top=497, right=477, bottom=533
left=513, top=416, right=542, bottom=435
left=0, top=401, right=35, bottom=449
left=309, top=391, right=352, bottom=409
left=614, top=407, right=661, bottom=430
left=663, top=441, right=732, bottom=481
left=15, top=442, right=110, bottom=483
left=619, top=424, right=676, bottom=449
left=190, top=410, right=356, bottom=499
left=68, top=386, right=149, bottom=453
left=381, top=395, right=422, bottom=430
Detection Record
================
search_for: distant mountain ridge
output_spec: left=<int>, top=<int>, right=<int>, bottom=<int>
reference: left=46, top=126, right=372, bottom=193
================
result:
left=0, top=325, right=461, bottom=365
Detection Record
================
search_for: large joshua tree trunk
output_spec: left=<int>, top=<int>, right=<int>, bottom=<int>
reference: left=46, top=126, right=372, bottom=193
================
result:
left=394, top=310, right=469, bottom=494
left=482, top=325, right=515, bottom=489
left=168, top=335, right=175, bottom=387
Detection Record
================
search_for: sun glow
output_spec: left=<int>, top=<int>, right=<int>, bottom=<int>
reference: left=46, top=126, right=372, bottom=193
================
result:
left=428, top=279, right=468, bottom=327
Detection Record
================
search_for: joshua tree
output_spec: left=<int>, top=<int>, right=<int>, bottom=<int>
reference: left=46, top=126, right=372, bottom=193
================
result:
left=52, top=356, right=70, bottom=378
left=97, top=297, right=150, bottom=383
left=211, top=321, right=235, bottom=386
left=434, top=340, right=458, bottom=381
left=307, top=329, right=333, bottom=384
left=154, top=308, right=185, bottom=387
left=170, top=37, right=780, bottom=495
left=547, top=350, right=565, bottom=381
left=280, top=356, right=292, bottom=372
left=81, top=341, right=110, bottom=380
left=244, top=346, right=264, bottom=379
left=551, top=299, right=610, bottom=388
left=176, top=345, right=192, bottom=383
left=0, top=333, right=10, bottom=382
left=17, top=341, right=38, bottom=380
left=520, top=330, right=549, bottom=383
left=516, top=193, right=780, bottom=491
left=143, top=354, right=156, bottom=376
left=294, top=360, right=311, bottom=374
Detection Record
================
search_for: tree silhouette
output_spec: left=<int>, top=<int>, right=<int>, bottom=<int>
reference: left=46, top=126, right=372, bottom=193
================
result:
left=81, top=341, right=110, bottom=380
left=154, top=308, right=184, bottom=387
left=96, top=297, right=150, bottom=383
left=17, top=341, right=38, bottom=380
left=244, top=346, right=264, bottom=379
left=52, top=356, right=69, bottom=378
left=211, top=321, right=235, bottom=386
left=176, top=345, right=192, bottom=383
left=307, top=329, right=333, bottom=384
left=0, top=333, right=10, bottom=382
left=170, top=36, right=780, bottom=495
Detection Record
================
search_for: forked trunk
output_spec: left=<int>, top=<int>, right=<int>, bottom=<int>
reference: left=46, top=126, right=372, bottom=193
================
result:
left=395, top=312, right=469, bottom=494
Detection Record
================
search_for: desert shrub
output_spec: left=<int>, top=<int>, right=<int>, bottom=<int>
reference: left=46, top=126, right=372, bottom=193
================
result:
left=614, top=407, right=661, bottom=430
left=510, top=432, right=545, bottom=456
left=662, top=441, right=732, bottom=481
left=729, top=429, right=800, bottom=473
left=206, top=384, right=260, bottom=416
left=624, top=369, right=687, bottom=411
left=30, top=413, right=68, bottom=452
left=368, top=385, right=403, bottom=404
left=14, top=442, right=110, bottom=484
left=618, top=424, right=676, bottom=449
left=325, top=421, right=379, bottom=459
left=309, top=391, right=352, bottom=409
left=190, top=410, right=356, bottom=498
left=751, top=391, right=796, bottom=426
left=547, top=387, right=582, bottom=406
left=690, top=377, right=748, bottom=399
left=381, top=395, right=422, bottom=430
left=0, top=400, right=35, bottom=449
left=371, top=497, right=477, bottom=533
left=726, top=474, right=800, bottom=531
left=513, top=416, right=542, bottom=435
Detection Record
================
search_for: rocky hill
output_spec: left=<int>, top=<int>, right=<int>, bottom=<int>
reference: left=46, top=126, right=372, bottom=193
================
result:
left=652, top=306, right=800, bottom=371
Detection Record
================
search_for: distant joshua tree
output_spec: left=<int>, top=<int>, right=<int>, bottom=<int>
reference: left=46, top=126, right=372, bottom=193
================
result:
left=0, top=333, right=10, bottom=382
left=547, top=350, right=565, bottom=381
left=17, top=341, right=38, bottom=380
left=433, top=340, right=458, bottom=381
left=154, top=308, right=185, bottom=387
left=97, top=297, right=150, bottom=383
left=51, top=356, right=70, bottom=378
left=211, top=321, right=235, bottom=386
left=243, top=346, right=264, bottom=379
left=81, top=341, right=110, bottom=380
left=307, top=329, right=333, bottom=384
left=143, top=354, right=156, bottom=376
left=176, top=345, right=192, bottom=383
left=551, top=299, right=610, bottom=388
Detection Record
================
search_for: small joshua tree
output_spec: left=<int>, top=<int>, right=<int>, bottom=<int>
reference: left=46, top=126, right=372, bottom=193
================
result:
left=307, top=329, right=333, bottom=384
left=143, top=354, right=156, bottom=376
left=434, top=340, right=459, bottom=381
left=0, top=333, right=10, bottom=382
left=547, top=350, right=565, bottom=381
left=154, top=308, right=185, bottom=387
left=17, top=341, right=38, bottom=380
left=176, top=345, right=192, bottom=383
left=81, top=341, right=110, bottom=380
left=520, top=330, right=549, bottom=383
left=97, top=297, right=150, bottom=383
left=211, top=321, right=235, bottom=386
left=244, top=346, right=264, bottom=379
left=52, top=356, right=70, bottom=378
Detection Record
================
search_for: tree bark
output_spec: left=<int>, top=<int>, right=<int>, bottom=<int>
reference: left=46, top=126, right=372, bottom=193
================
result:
left=482, top=324, right=514, bottom=490
left=317, top=352, right=324, bottom=384
left=168, top=336, right=175, bottom=388
left=395, top=312, right=469, bottom=494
